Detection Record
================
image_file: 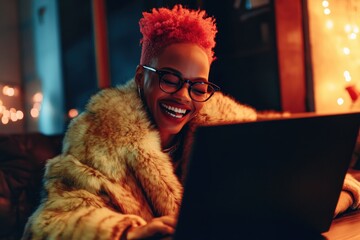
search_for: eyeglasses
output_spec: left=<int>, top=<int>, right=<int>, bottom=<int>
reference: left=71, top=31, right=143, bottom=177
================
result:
left=141, top=65, right=220, bottom=102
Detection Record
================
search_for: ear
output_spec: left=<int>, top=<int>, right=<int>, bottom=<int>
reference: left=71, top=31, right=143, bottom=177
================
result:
left=135, top=65, right=144, bottom=88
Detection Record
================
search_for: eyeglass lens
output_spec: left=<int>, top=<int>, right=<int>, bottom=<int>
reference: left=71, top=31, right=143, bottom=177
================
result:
left=160, top=72, right=213, bottom=102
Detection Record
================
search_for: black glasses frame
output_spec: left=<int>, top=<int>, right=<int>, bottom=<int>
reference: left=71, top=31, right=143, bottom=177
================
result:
left=141, top=65, right=220, bottom=102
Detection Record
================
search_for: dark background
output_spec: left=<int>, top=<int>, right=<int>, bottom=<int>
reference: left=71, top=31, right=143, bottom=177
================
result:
left=58, top=0, right=280, bottom=114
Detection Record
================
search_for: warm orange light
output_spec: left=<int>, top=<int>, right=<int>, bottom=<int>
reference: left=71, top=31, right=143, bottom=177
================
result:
left=345, top=24, right=352, bottom=33
left=324, top=8, right=331, bottom=15
left=16, top=110, right=24, bottom=120
left=2, top=86, right=15, bottom=96
left=68, top=109, right=79, bottom=118
left=322, top=1, right=329, bottom=8
left=353, top=25, right=359, bottom=33
left=2, top=110, right=9, bottom=118
left=10, top=112, right=17, bottom=122
left=344, top=71, right=352, bottom=82
left=33, top=92, right=43, bottom=102
left=1, top=116, right=9, bottom=124
left=33, top=102, right=41, bottom=110
left=308, top=1, right=360, bottom=112
left=343, top=47, right=350, bottom=55
left=325, top=20, right=334, bottom=29
left=348, top=33, right=357, bottom=40
left=30, top=108, right=40, bottom=118
left=337, top=98, right=345, bottom=105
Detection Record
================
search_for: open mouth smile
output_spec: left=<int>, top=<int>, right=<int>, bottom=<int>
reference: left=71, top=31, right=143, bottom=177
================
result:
left=160, top=103, right=190, bottom=119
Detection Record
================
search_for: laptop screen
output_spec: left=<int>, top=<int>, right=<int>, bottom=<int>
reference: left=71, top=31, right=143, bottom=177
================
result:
left=174, top=112, right=360, bottom=239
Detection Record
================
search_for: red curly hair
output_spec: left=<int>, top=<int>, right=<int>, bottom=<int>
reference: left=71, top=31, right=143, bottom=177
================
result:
left=139, top=4, right=217, bottom=65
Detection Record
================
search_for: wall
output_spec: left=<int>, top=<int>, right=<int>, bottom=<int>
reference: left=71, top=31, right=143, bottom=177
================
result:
left=0, top=0, right=315, bottom=135
left=33, top=0, right=65, bottom=134
left=0, top=0, right=66, bottom=134
left=308, top=0, right=360, bottom=113
left=0, top=0, right=25, bottom=133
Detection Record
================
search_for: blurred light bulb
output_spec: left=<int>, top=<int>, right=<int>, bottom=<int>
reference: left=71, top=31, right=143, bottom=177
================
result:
left=3, top=110, right=9, bottom=118
left=322, top=1, right=329, bottom=8
left=325, top=20, right=334, bottom=29
left=16, top=110, right=24, bottom=120
left=33, top=102, right=41, bottom=110
left=344, top=71, right=352, bottom=82
left=33, top=92, right=43, bottom=102
left=345, top=24, right=352, bottom=33
left=324, top=8, right=331, bottom=15
left=30, top=108, right=39, bottom=118
left=10, top=112, right=17, bottom=122
left=1, top=116, right=9, bottom=124
left=353, top=25, right=359, bottom=33
left=348, top=33, right=357, bottom=39
left=343, top=47, right=350, bottom=55
left=2, top=86, right=15, bottom=96
left=337, top=98, right=345, bottom=105
left=68, top=109, right=79, bottom=118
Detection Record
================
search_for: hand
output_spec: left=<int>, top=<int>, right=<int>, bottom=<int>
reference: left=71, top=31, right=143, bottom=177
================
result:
left=126, top=215, right=177, bottom=240
left=334, top=191, right=353, bottom=217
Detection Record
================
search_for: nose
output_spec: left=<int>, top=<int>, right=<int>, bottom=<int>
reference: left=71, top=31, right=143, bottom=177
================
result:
left=172, top=81, right=191, bottom=102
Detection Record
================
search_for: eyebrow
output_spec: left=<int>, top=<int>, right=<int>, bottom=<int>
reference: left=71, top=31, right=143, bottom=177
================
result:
left=159, top=67, right=208, bottom=82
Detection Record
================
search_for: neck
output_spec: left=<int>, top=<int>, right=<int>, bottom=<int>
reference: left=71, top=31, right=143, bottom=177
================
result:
left=160, top=132, right=176, bottom=150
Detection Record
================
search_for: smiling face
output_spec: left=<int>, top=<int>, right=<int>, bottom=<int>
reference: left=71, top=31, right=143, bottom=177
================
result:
left=136, top=43, right=210, bottom=147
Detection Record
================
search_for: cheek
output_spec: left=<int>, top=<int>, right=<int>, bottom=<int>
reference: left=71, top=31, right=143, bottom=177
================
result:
left=192, top=102, right=205, bottom=116
left=143, top=79, right=158, bottom=104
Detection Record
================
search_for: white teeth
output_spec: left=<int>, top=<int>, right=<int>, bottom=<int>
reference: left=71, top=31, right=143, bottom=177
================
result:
left=161, top=103, right=187, bottom=114
left=167, top=112, right=182, bottom=118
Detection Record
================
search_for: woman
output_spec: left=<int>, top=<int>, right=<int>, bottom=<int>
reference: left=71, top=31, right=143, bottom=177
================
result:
left=23, top=4, right=359, bottom=240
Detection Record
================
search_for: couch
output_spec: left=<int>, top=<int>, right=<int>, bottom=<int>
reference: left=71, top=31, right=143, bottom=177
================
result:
left=0, top=133, right=63, bottom=240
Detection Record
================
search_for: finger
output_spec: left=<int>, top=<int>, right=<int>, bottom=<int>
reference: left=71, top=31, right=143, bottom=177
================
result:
left=153, top=216, right=178, bottom=228
left=146, top=222, right=175, bottom=236
left=128, top=214, right=147, bottom=227
left=127, top=221, right=175, bottom=239
left=334, top=191, right=353, bottom=217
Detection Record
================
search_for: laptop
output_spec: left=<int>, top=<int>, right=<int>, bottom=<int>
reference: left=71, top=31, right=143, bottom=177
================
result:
left=174, top=112, right=360, bottom=240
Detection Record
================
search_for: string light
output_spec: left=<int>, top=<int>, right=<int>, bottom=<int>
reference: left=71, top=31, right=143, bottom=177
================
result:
left=33, top=92, right=43, bottom=102
left=325, top=20, right=334, bottom=29
left=337, top=98, right=345, bottom=105
left=0, top=84, right=43, bottom=125
left=318, top=0, right=360, bottom=109
left=345, top=24, right=352, bottom=33
left=16, top=110, right=24, bottom=120
left=349, top=33, right=357, bottom=40
left=30, top=108, right=39, bottom=118
left=30, top=92, right=42, bottom=119
left=343, top=47, right=351, bottom=55
left=68, top=109, right=79, bottom=118
left=322, top=0, right=329, bottom=8
left=0, top=84, right=24, bottom=125
left=344, top=71, right=352, bottom=82
left=2, top=86, right=16, bottom=97
left=353, top=25, right=359, bottom=33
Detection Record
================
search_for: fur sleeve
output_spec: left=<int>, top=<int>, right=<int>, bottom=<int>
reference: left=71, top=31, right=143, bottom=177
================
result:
left=23, top=83, right=183, bottom=239
left=21, top=155, right=146, bottom=240
left=342, top=173, right=360, bottom=209
left=192, top=91, right=257, bottom=126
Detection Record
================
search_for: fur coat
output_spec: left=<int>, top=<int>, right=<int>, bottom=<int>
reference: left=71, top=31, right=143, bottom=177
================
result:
left=22, top=79, right=257, bottom=239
